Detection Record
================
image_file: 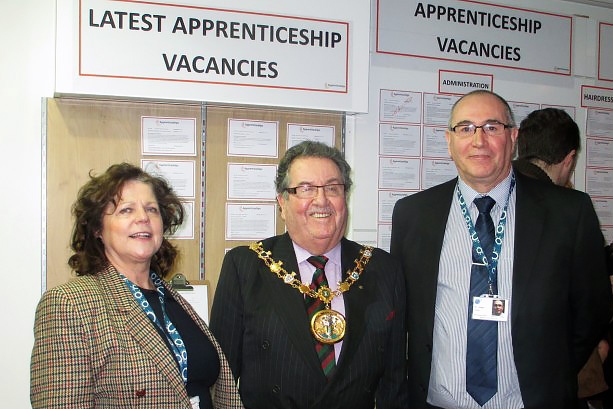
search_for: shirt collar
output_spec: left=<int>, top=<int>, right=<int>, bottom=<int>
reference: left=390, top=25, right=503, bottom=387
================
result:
left=458, top=169, right=514, bottom=208
left=293, top=241, right=342, bottom=267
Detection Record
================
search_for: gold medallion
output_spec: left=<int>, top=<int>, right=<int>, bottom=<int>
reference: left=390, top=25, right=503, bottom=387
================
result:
left=310, top=309, right=346, bottom=344
left=250, top=242, right=372, bottom=343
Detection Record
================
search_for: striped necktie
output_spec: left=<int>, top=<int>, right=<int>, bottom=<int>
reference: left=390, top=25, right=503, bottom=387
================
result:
left=466, top=195, right=497, bottom=405
left=306, top=255, right=336, bottom=378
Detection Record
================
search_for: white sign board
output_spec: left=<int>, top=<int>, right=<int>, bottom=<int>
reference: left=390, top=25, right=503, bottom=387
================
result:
left=376, top=0, right=572, bottom=75
left=438, top=69, right=493, bottom=94
left=599, top=22, right=613, bottom=82
left=56, top=0, right=370, bottom=112
left=582, top=85, right=613, bottom=110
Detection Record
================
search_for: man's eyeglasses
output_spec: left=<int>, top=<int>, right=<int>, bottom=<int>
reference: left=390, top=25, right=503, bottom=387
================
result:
left=450, top=121, right=513, bottom=138
left=284, top=183, right=345, bottom=199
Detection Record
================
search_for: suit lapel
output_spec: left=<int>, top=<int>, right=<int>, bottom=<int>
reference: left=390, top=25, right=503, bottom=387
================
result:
left=98, top=266, right=189, bottom=403
left=334, top=239, right=367, bottom=370
left=259, top=234, right=325, bottom=377
left=417, top=179, right=457, bottom=344
left=511, top=174, right=546, bottom=325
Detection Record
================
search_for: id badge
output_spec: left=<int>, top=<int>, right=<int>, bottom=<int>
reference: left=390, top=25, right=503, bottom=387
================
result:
left=190, top=396, right=200, bottom=409
left=472, top=295, right=508, bottom=322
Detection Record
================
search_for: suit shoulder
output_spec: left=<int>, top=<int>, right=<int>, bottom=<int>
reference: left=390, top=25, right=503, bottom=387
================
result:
left=343, top=239, right=402, bottom=270
left=518, top=173, right=592, bottom=203
left=225, top=235, right=285, bottom=259
left=36, top=275, right=106, bottom=317
left=395, top=178, right=456, bottom=208
left=349, top=244, right=405, bottom=293
left=43, top=275, right=102, bottom=299
left=370, top=246, right=398, bottom=262
left=227, top=235, right=283, bottom=256
left=392, top=179, right=456, bottom=229
left=224, top=243, right=254, bottom=258
left=371, top=247, right=403, bottom=271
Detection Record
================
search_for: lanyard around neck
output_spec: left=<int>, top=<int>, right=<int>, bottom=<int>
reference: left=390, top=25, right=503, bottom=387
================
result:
left=121, top=271, right=188, bottom=383
left=455, top=174, right=515, bottom=295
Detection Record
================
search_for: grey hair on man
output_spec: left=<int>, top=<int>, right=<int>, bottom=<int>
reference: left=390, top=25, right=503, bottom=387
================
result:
left=447, top=90, right=517, bottom=130
left=275, top=141, right=353, bottom=197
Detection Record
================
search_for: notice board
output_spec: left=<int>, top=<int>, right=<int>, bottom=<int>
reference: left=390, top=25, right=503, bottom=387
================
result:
left=45, top=98, right=344, bottom=308
left=45, top=98, right=203, bottom=290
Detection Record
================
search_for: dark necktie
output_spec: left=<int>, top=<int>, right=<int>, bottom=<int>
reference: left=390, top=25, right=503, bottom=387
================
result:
left=466, top=196, right=497, bottom=406
left=305, top=255, right=336, bottom=378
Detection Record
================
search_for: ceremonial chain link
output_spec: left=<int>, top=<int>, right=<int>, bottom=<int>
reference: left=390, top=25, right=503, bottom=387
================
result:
left=249, top=242, right=373, bottom=305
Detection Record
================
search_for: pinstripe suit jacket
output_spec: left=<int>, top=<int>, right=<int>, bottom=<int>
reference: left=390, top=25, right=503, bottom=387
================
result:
left=30, top=264, right=243, bottom=409
left=209, top=234, right=408, bottom=409
left=390, top=173, right=611, bottom=409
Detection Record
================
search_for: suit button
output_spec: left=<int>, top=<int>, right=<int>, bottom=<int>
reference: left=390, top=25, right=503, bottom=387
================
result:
left=272, top=385, right=281, bottom=394
left=135, top=389, right=146, bottom=397
left=261, top=340, right=271, bottom=350
left=377, top=345, right=385, bottom=353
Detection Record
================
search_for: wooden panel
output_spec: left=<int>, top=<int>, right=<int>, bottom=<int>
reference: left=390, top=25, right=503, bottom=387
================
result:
left=45, top=98, right=344, bottom=312
left=203, top=105, right=344, bottom=297
left=46, top=98, right=202, bottom=289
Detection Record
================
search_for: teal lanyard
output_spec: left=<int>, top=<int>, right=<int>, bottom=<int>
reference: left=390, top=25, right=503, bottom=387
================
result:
left=122, top=271, right=188, bottom=383
left=455, top=174, right=515, bottom=295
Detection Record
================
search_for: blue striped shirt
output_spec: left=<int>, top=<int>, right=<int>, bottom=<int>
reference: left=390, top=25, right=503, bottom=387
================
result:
left=427, top=171, right=524, bottom=409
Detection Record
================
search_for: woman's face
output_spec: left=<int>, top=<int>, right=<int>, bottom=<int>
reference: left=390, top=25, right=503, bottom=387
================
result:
left=99, top=180, right=163, bottom=272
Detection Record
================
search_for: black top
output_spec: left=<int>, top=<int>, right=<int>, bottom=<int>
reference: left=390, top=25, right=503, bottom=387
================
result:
left=512, top=159, right=553, bottom=184
left=141, top=287, right=220, bottom=409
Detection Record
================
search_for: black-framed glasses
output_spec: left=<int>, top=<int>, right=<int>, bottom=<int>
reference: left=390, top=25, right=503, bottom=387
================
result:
left=450, top=121, right=513, bottom=138
left=284, top=183, right=345, bottom=199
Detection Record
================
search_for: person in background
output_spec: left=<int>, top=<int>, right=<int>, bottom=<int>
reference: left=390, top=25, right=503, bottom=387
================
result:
left=31, top=163, right=243, bottom=409
left=514, top=108, right=612, bottom=408
left=210, top=141, right=408, bottom=409
left=391, top=90, right=611, bottom=409
left=513, top=107, right=579, bottom=187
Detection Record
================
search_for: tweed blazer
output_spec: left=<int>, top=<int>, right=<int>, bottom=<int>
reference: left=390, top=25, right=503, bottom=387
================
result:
left=30, top=264, right=243, bottom=409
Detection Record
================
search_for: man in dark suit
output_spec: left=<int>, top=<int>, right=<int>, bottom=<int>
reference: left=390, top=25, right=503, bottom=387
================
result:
left=211, top=141, right=408, bottom=409
left=391, top=90, right=611, bottom=409
left=514, top=107, right=610, bottom=405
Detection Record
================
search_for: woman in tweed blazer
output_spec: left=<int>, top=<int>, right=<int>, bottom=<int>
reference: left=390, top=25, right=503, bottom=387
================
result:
left=31, top=163, right=243, bottom=409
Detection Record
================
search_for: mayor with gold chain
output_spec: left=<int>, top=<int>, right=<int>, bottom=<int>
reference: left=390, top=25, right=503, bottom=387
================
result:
left=210, top=141, right=408, bottom=409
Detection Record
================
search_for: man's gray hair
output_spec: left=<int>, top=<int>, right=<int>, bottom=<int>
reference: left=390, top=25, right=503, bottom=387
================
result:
left=275, top=141, right=352, bottom=197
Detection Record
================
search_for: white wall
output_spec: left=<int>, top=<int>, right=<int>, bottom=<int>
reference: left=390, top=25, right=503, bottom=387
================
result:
left=3, top=0, right=612, bottom=407
left=0, top=1, right=55, bottom=407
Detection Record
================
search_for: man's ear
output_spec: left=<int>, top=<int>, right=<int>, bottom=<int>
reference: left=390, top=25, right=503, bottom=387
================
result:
left=563, top=149, right=577, bottom=169
left=510, top=127, right=519, bottom=145
left=445, top=130, right=452, bottom=157
left=276, top=194, right=286, bottom=220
